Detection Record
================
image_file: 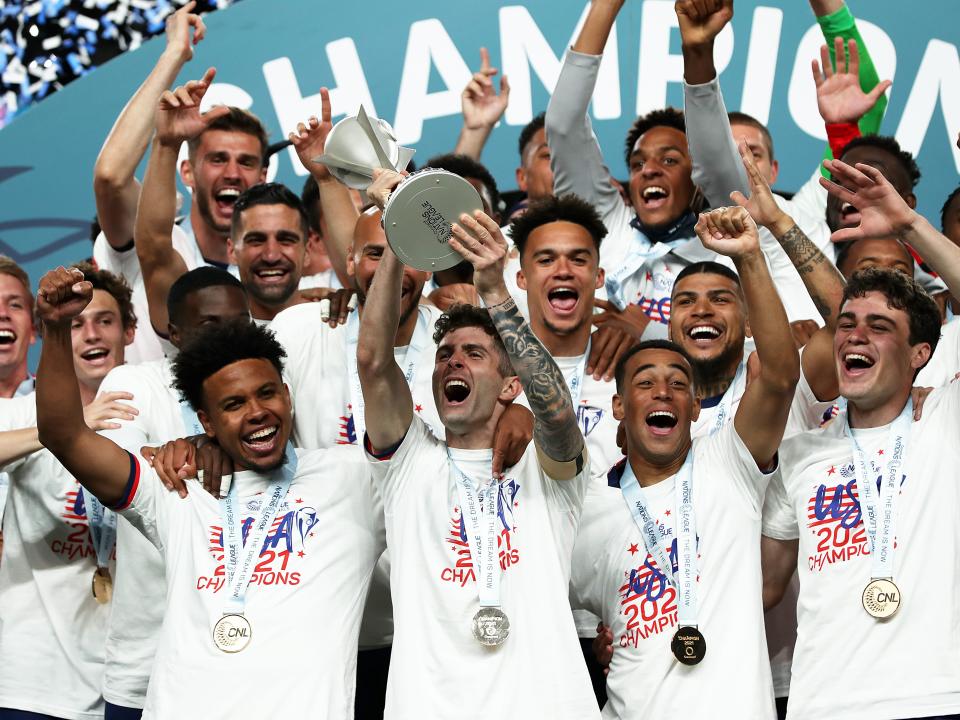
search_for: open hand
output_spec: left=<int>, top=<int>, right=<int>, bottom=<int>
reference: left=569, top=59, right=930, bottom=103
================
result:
left=586, top=322, right=636, bottom=381
left=813, top=38, right=891, bottom=125
left=818, top=159, right=916, bottom=242
left=592, top=299, right=651, bottom=346
left=448, top=211, right=510, bottom=302
left=462, top=47, right=510, bottom=130
left=155, top=67, right=230, bottom=147
left=289, top=87, right=334, bottom=181
left=37, top=267, right=92, bottom=325
left=84, top=391, right=138, bottom=431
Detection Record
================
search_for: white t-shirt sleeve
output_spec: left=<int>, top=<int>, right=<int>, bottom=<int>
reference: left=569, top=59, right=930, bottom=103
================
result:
left=786, top=352, right=837, bottom=436
left=96, top=365, right=149, bottom=453
left=363, top=415, right=436, bottom=513
left=703, top=421, right=776, bottom=518
left=113, top=451, right=172, bottom=552
left=760, top=467, right=799, bottom=541
left=569, top=483, right=615, bottom=618
left=539, top=441, right=591, bottom=514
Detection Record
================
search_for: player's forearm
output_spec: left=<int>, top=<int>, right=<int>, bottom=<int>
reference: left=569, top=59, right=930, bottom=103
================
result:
left=135, top=139, right=182, bottom=267
left=37, top=323, right=128, bottom=506
left=761, top=535, right=798, bottom=610
left=901, top=212, right=960, bottom=300
left=485, top=295, right=583, bottom=462
left=316, top=178, right=360, bottom=286
left=809, top=0, right=843, bottom=17
left=681, top=36, right=717, bottom=86
left=453, top=125, right=493, bottom=162
left=767, top=215, right=845, bottom=329
left=0, top=427, right=42, bottom=468
left=735, top=250, right=800, bottom=393
left=572, top=0, right=623, bottom=55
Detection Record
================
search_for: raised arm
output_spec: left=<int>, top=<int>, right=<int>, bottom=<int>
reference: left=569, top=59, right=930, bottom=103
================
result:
left=545, top=0, right=624, bottom=215
left=822, top=160, right=960, bottom=297
left=761, top=535, right=798, bottom=610
left=355, top=170, right=414, bottom=451
left=34, top=268, right=135, bottom=507
left=733, top=141, right=844, bottom=329
left=695, top=207, right=800, bottom=467
left=93, top=2, right=204, bottom=250
left=289, top=87, right=358, bottom=287
left=135, top=69, right=229, bottom=335
left=453, top=48, right=510, bottom=161
left=448, top=211, right=584, bottom=472
left=677, top=0, right=747, bottom=209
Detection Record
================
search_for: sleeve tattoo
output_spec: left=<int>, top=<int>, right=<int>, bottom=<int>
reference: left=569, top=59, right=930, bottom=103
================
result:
left=486, top=297, right=584, bottom=462
left=777, top=223, right=845, bottom=321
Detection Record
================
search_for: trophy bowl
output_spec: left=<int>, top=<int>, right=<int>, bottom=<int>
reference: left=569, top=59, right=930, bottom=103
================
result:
left=382, top=169, right=483, bottom=272
left=320, top=114, right=403, bottom=190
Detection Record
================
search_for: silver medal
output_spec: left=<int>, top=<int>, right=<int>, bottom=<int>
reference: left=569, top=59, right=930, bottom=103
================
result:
left=472, top=606, right=510, bottom=647
left=212, top=613, right=253, bottom=653
left=862, top=578, right=901, bottom=619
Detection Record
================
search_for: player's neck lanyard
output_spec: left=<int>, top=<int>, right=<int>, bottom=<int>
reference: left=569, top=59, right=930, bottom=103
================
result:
left=710, top=360, right=746, bottom=436
left=619, top=452, right=697, bottom=626
left=347, top=305, right=431, bottom=441
left=559, top=338, right=591, bottom=408
left=840, top=397, right=912, bottom=580
left=449, top=455, right=501, bottom=610
left=219, top=443, right=297, bottom=615
left=80, top=488, right=116, bottom=570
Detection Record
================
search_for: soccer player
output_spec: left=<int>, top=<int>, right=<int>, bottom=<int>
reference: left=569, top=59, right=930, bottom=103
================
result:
left=762, top=159, right=960, bottom=719
left=34, top=273, right=384, bottom=718
left=358, top=169, right=599, bottom=717
left=572, top=203, right=799, bottom=717
left=0, top=264, right=138, bottom=720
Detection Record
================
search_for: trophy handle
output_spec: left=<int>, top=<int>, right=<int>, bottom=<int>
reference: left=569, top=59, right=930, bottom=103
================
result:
left=356, top=106, right=396, bottom=171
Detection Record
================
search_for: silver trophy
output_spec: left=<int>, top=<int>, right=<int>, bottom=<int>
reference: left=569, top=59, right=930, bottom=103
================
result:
left=314, top=106, right=415, bottom=190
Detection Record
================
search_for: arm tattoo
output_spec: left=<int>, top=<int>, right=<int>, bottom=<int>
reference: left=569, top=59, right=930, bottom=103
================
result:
left=486, top=297, right=584, bottom=462
left=778, top=223, right=844, bottom=321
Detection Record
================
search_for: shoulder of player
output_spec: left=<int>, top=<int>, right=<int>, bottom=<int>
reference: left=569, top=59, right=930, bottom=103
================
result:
left=0, top=391, right=37, bottom=430
left=774, top=423, right=847, bottom=488
left=271, top=303, right=347, bottom=355
left=101, top=358, right=166, bottom=393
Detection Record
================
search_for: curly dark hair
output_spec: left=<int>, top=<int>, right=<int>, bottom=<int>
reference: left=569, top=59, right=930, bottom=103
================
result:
left=424, top=153, right=502, bottom=218
left=624, top=107, right=686, bottom=168
left=838, top=135, right=921, bottom=190
left=518, top=112, right=546, bottom=159
left=509, top=194, right=608, bottom=260
left=186, top=106, right=269, bottom=166
left=433, top=303, right=513, bottom=377
left=941, top=185, right=960, bottom=232
left=74, top=261, right=136, bottom=330
left=614, top=339, right=694, bottom=392
left=172, top=318, right=286, bottom=411
left=842, top=267, right=941, bottom=367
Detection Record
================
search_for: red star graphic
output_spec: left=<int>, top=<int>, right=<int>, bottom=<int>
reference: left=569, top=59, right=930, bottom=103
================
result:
left=827, top=465, right=836, bottom=475
left=628, top=543, right=639, bottom=555
left=514, top=501, right=519, bottom=507
left=664, top=510, right=671, bottom=516
left=309, top=532, right=315, bottom=538
left=295, top=498, right=303, bottom=504
left=454, top=506, right=459, bottom=513
left=877, top=449, right=884, bottom=455
left=415, top=404, right=423, bottom=413
left=297, top=551, right=305, bottom=558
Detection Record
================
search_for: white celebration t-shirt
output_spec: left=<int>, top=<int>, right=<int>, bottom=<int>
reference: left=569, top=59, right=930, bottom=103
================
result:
left=115, top=446, right=385, bottom=718
left=571, top=423, right=776, bottom=719
left=916, top=318, right=960, bottom=388
left=95, top=358, right=188, bottom=708
left=367, top=416, right=598, bottom=719
left=762, top=384, right=960, bottom=720
left=0, top=394, right=111, bottom=720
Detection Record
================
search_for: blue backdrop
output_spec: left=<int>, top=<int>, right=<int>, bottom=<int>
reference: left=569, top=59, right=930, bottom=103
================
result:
left=1, top=0, right=958, bottom=295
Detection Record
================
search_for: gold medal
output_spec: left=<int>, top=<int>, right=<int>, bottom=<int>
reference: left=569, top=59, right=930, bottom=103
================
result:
left=91, top=567, right=113, bottom=604
left=213, top=614, right=252, bottom=653
left=862, top=578, right=901, bottom=619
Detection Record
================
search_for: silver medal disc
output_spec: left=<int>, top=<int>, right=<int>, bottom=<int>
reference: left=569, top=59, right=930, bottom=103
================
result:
left=212, top=613, right=253, bottom=653
left=472, top=606, right=510, bottom=647
left=382, top=168, right=483, bottom=272
left=862, top=578, right=901, bottom=619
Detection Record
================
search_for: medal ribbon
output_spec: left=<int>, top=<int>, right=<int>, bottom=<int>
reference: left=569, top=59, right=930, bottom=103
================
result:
left=179, top=400, right=205, bottom=436
left=347, top=305, right=431, bottom=441
left=219, top=443, right=298, bottom=615
left=604, top=240, right=680, bottom=311
left=450, top=459, right=501, bottom=609
left=563, top=338, right=591, bottom=408
left=710, top=360, right=746, bottom=436
left=620, top=453, right=698, bottom=626
left=840, top=397, right=912, bottom=580
left=81, top=487, right=116, bottom=569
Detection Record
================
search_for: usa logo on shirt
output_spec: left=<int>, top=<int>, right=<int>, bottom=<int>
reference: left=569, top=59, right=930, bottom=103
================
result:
left=806, top=459, right=904, bottom=573
left=441, top=478, right=520, bottom=587
left=52, top=483, right=98, bottom=562
left=337, top=405, right=357, bottom=445
left=197, top=499, right=321, bottom=592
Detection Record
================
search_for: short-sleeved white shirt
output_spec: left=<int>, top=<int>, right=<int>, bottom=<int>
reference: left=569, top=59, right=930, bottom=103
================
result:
left=367, top=417, right=598, bottom=719
left=762, top=385, right=960, bottom=720
left=571, top=424, right=776, bottom=718
left=0, top=394, right=110, bottom=720
left=116, top=446, right=385, bottom=718
left=95, top=358, right=186, bottom=708
left=916, top=318, right=960, bottom=388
